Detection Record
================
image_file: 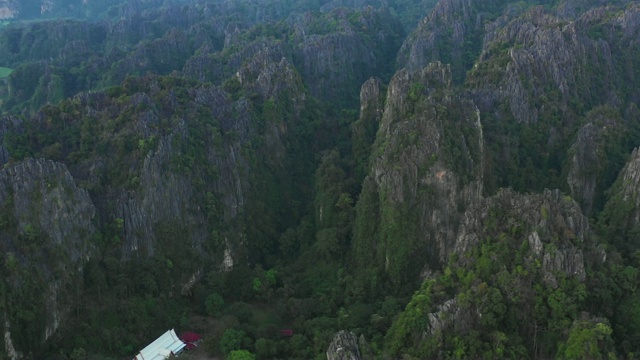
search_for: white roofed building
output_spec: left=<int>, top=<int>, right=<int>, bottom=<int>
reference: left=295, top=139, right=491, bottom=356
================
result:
left=133, top=329, right=186, bottom=360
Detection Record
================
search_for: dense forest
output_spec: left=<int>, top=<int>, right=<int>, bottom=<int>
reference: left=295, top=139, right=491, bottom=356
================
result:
left=0, top=0, right=640, bottom=359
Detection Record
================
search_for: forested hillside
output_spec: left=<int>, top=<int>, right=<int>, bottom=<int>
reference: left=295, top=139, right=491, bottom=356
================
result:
left=0, top=0, right=639, bottom=359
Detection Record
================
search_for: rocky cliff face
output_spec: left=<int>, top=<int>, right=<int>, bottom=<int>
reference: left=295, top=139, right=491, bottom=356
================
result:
left=2, top=0, right=640, bottom=358
left=566, top=107, right=627, bottom=215
left=353, top=61, right=484, bottom=286
left=351, top=77, right=383, bottom=181
left=397, top=0, right=640, bottom=198
left=599, top=147, right=640, bottom=254
left=84, top=52, right=306, bottom=264
left=290, top=7, right=403, bottom=105
left=612, top=148, right=640, bottom=226
left=0, top=158, right=96, bottom=356
left=184, top=6, right=403, bottom=106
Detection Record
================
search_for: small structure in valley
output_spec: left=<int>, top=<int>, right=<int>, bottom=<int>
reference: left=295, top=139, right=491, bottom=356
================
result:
left=133, top=329, right=186, bottom=360
left=179, top=331, right=203, bottom=350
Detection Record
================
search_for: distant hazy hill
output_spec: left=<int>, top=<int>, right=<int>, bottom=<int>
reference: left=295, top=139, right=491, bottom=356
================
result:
left=0, top=0, right=184, bottom=20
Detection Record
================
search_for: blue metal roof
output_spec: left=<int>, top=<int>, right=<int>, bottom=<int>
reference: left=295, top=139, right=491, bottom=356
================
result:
left=133, top=329, right=186, bottom=360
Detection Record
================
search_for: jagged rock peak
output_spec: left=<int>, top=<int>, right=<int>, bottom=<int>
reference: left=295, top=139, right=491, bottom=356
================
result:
left=351, top=78, right=384, bottom=181
left=600, top=145, right=640, bottom=255
left=236, top=48, right=303, bottom=102
left=381, top=61, right=452, bottom=134
left=326, top=330, right=363, bottom=360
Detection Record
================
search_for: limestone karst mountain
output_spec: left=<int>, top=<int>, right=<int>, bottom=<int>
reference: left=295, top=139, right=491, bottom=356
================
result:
left=0, top=0, right=639, bottom=359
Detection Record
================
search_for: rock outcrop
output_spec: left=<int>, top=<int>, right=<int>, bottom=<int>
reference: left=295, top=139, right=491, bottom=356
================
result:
left=353, top=62, right=484, bottom=286
left=386, top=186, right=604, bottom=358
left=326, top=330, right=363, bottom=360
left=1, top=3, right=404, bottom=114
left=101, top=55, right=306, bottom=264
left=2, top=1, right=640, bottom=358
left=0, top=0, right=18, bottom=19
left=455, top=188, right=591, bottom=285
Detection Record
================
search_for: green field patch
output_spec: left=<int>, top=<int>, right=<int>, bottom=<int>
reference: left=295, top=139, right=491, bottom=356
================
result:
left=0, top=67, right=13, bottom=79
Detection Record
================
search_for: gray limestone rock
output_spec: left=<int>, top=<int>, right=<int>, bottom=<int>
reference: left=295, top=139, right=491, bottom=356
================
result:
left=327, top=331, right=362, bottom=360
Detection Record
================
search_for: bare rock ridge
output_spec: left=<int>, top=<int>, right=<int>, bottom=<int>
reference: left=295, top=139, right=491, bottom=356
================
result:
left=116, top=53, right=307, bottom=263
left=0, top=0, right=18, bottom=20
left=567, top=123, right=605, bottom=214
left=303, top=6, right=406, bottom=102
